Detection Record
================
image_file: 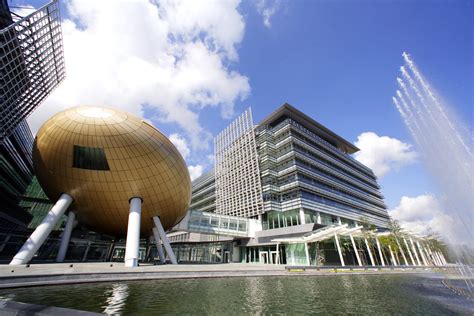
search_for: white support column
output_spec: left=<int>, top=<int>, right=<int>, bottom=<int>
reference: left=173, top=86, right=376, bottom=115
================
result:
left=316, top=212, right=321, bottom=225
left=396, top=238, right=408, bottom=266
left=404, top=238, right=416, bottom=265
left=435, top=251, right=444, bottom=266
left=365, top=238, right=375, bottom=267
left=153, top=216, right=177, bottom=264
left=410, top=238, right=422, bottom=266
left=428, top=247, right=438, bottom=265
left=276, top=243, right=280, bottom=264
left=376, top=237, right=385, bottom=266
left=427, top=246, right=439, bottom=266
left=436, top=254, right=443, bottom=266
left=389, top=245, right=397, bottom=266
left=334, top=234, right=345, bottom=267
left=421, top=243, right=432, bottom=266
left=304, top=242, right=310, bottom=266
left=10, top=193, right=73, bottom=265
left=337, top=217, right=342, bottom=225
left=440, top=252, right=448, bottom=265
left=433, top=250, right=443, bottom=266
left=416, top=241, right=428, bottom=266
left=56, top=211, right=76, bottom=263
left=124, top=198, right=142, bottom=267
left=299, top=209, right=306, bottom=225
left=350, top=234, right=362, bottom=266
left=437, top=251, right=447, bottom=265
left=152, top=228, right=166, bottom=264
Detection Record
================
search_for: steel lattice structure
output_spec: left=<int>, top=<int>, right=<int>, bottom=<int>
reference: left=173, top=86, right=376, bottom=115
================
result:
left=0, top=0, right=65, bottom=141
left=214, top=108, right=263, bottom=218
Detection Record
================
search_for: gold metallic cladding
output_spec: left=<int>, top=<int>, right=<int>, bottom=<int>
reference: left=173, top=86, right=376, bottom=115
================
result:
left=33, top=106, right=192, bottom=236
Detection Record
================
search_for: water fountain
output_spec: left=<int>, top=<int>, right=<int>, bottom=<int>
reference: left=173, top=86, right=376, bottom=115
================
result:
left=392, top=52, right=473, bottom=247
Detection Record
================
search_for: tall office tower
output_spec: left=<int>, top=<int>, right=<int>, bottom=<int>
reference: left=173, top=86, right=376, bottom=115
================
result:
left=191, top=103, right=389, bottom=228
left=0, top=0, right=65, bottom=140
left=214, top=108, right=264, bottom=217
left=0, top=0, right=65, bottom=230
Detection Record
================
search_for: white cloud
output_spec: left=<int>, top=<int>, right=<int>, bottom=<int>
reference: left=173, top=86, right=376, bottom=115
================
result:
left=188, top=165, right=203, bottom=181
left=169, top=133, right=190, bottom=160
left=354, top=132, right=417, bottom=178
left=389, top=194, right=457, bottom=241
left=255, top=0, right=280, bottom=28
left=390, top=194, right=441, bottom=223
left=27, top=0, right=250, bottom=151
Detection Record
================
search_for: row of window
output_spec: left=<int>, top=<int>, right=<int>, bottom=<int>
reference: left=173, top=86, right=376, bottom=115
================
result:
left=262, top=209, right=357, bottom=230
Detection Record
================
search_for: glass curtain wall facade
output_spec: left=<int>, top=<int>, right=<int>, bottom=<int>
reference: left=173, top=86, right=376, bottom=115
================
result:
left=256, top=105, right=389, bottom=228
left=190, top=103, right=389, bottom=229
left=214, top=108, right=263, bottom=217
left=0, top=0, right=65, bottom=140
left=0, top=1, right=65, bottom=231
left=0, top=120, right=34, bottom=229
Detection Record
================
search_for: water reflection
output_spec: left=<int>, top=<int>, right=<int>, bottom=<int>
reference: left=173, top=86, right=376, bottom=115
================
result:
left=102, top=283, right=129, bottom=315
left=0, top=275, right=471, bottom=315
left=243, top=277, right=266, bottom=314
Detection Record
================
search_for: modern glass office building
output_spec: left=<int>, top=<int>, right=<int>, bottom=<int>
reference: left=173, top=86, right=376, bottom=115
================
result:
left=0, top=0, right=65, bottom=231
left=170, top=103, right=391, bottom=265
left=0, top=0, right=65, bottom=140
left=0, top=120, right=34, bottom=229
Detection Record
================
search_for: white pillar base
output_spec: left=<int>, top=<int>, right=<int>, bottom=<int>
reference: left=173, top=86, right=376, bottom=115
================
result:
left=365, top=238, right=375, bottom=267
left=124, top=198, right=142, bottom=267
left=404, top=238, right=416, bottom=266
left=396, top=238, right=409, bottom=266
left=376, top=237, right=385, bottom=266
left=152, top=227, right=166, bottom=264
left=153, top=216, right=177, bottom=264
left=10, top=193, right=73, bottom=265
left=56, top=211, right=76, bottom=263
left=410, top=238, right=422, bottom=266
left=417, top=241, right=428, bottom=266
left=389, top=245, right=397, bottom=266
left=334, top=233, right=345, bottom=267
left=350, top=234, right=362, bottom=266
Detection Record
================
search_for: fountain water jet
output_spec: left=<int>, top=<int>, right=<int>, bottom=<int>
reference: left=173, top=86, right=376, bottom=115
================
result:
left=392, top=53, right=473, bottom=249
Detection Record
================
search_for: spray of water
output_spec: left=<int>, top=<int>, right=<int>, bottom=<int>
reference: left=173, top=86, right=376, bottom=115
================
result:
left=392, top=53, right=473, bottom=250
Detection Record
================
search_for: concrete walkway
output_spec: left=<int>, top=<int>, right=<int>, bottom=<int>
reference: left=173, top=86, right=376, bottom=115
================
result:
left=0, top=262, right=437, bottom=289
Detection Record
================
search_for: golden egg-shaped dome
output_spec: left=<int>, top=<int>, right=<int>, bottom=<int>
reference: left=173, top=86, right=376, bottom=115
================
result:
left=33, top=106, right=191, bottom=236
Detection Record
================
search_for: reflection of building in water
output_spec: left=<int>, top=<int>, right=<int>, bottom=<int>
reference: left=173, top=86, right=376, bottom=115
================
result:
left=103, top=283, right=129, bottom=315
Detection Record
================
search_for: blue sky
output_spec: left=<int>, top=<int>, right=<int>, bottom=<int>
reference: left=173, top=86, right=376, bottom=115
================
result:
left=237, top=0, right=472, bottom=209
left=17, top=0, right=472, bottom=214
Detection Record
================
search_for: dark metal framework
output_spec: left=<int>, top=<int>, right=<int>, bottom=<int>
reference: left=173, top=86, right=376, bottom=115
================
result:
left=0, top=0, right=65, bottom=141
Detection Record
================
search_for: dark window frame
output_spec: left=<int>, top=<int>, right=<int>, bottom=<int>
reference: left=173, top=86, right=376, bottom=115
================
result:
left=73, top=145, right=110, bottom=171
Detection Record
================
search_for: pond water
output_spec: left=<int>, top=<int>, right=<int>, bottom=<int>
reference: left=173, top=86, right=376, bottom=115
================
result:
left=1, top=274, right=472, bottom=315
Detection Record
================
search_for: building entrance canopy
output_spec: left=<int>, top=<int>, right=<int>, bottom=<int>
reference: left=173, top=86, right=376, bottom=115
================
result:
left=271, top=224, right=364, bottom=244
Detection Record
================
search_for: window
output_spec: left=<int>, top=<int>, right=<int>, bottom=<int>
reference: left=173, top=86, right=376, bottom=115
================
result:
left=73, top=145, right=110, bottom=170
